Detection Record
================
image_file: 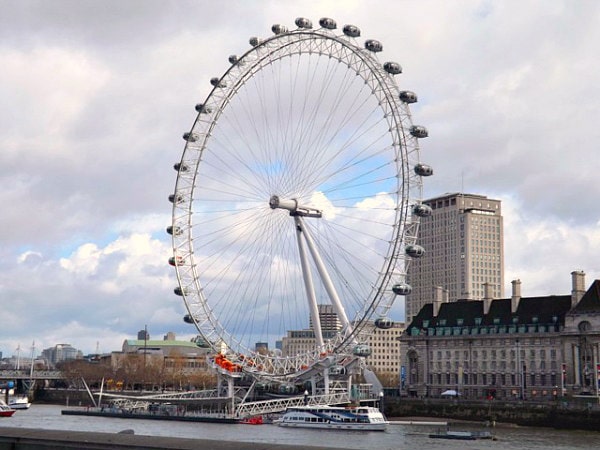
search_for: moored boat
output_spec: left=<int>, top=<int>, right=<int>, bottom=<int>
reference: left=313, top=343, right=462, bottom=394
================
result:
left=0, top=400, right=16, bottom=417
left=278, top=405, right=388, bottom=431
left=429, top=429, right=495, bottom=440
left=8, top=396, right=31, bottom=410
left=240, top=415, right=264, bottom=425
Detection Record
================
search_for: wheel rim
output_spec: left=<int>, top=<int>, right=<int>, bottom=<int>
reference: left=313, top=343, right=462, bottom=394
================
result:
left=171, top=22, right=425, bottom=377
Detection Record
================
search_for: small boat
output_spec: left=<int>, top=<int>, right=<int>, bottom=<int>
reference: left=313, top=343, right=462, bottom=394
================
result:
left=278, top=405, right=388, bottom=431
left=0, top=400, right=16, bottom=417
left=8, top=396, right=31, bottom=410
left=429, top=429, right=495, bottom=440
left=240, top=415, right=264, bottom=425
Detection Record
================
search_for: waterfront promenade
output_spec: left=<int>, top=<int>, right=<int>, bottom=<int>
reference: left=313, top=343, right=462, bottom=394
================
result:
left=0, top=427, right=340, bottom=450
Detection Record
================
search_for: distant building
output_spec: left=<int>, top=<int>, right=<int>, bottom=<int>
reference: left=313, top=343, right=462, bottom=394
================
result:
left=281, top=329, right=337, bottom=357
left=41, top=344, right=83, bottom=366
left=407, top=193, right=504, bottom=323
left=400, top=271, right=600, bottom=400
left=281, top=305, right=404, bottom=386
left=364, top=322, right=405, bottom=378
left=123, top=332, right=209, bottom=358
left=120, top=332, right=211, bottom=372
left=255, top=342, right=269, bottom=354
left=137, top=329, right=150, bottom=341
left=310, top=304, right=342, bottom=332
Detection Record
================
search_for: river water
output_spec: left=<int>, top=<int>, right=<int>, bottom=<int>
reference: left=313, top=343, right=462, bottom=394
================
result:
left=1, top=404, right=599, bottom=450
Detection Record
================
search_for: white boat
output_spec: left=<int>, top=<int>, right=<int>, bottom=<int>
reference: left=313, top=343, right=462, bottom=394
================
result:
left=8, top=396, right=31, bottom=410
left=277, top=405, right=388, bottom=431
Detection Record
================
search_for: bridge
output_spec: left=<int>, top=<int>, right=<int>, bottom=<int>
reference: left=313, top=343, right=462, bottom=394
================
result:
left=0, top=370, right=63, bottom=381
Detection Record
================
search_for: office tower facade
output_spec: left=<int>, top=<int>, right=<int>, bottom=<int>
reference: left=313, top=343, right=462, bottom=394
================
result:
left=406, top=193, right=504, bottom=322
left=310, top=304, right=342, bottom=332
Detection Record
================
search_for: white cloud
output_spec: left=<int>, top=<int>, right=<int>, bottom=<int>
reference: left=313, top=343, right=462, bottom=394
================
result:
left=1, top=0, right=599, bottom=357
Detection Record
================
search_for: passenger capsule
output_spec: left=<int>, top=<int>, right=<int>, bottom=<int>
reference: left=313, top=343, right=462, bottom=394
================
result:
left=271, top=24, right=288, bottom=34
left=166, top=225, right=182, bottom=236
left=228, top=55, right=239, bottom=64
left=328, top=365, right=346, bottom=375
left=249, top=36, right=262, bottom=47
left=405, top=244, right=425, bottom=258
left=392, top=283, right=412, bottom=296
left=353, top=344, right=372, bottom=357
left=343, top=24, right=361, bottom=37
left=182, top=132, right=198, bottom=142
left=168, top=256, right=185, bottom=266
left=168, top=193, right=184, bottom=204
left=183, top=314, right=194, bottom=324
left=410, top=125, right=429, bottom=138
left=412, top=203, right=433, bottom=217
left=375, top=317, right=394, bottom=329
left=295, top=17, right=313, bottom=29
left=174, top=286, right=189, bottom=296
left=414, top=163, right=434, bottom=177
left=399, top=91, right=418, bottom=103
left=210, top=77, right=226, bottom=88
left=195, top=103, right=212, bottom=113
left=255, top=382, right=269, bottom=391
left=384, top=62, right=402, bottom=75
left=279, top=384, right=297, bottom=394
left=319, top=17, right=337, bottom=29
left=365, top=39, right=383, bottom=52
left=173, top=162, right=189, bottom=172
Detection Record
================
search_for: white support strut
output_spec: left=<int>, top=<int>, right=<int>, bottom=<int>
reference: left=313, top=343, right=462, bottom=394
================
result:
left=294, top=216, right=325, bottom=350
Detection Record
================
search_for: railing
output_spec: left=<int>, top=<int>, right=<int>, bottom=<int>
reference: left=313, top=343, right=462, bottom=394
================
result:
left=235, top=391, right=352, bottom=418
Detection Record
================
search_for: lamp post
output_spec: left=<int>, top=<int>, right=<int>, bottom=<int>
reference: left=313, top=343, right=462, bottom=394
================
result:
left=304, top=390, right=309, bottom=406
left=379, top=391, right=384, bottom=413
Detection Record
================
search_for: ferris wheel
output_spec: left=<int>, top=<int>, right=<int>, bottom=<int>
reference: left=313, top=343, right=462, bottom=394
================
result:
left=168, top=17, right=432, bottom=379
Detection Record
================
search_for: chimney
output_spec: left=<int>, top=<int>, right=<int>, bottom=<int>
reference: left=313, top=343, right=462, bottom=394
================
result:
left=483, top=282, right=493, bottom=315
left=571, top=270, right=586, bottom=307
left=433, top=286, right=445, bottom=317
left=511, top=279, right=521, bottom=314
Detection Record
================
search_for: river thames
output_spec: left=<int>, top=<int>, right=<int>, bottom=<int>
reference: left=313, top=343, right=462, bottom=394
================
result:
left=1, top=404, right=599, bottom=449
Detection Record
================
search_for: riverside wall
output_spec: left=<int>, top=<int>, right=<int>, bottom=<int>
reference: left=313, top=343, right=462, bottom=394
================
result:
left=0, top=427, right=340, bottom=450
left=385, top=397, right=600, bottom=431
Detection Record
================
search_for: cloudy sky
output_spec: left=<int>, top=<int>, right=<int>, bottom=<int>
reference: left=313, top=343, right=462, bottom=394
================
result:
left=1, top=0, right=599, bottom=358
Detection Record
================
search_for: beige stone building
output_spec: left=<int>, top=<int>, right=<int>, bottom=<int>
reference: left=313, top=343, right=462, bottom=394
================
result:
left=400, top=271, right=600, bottom=400
left=407, top=193, right=504, bottom=323
left=281, top=305, right=405, bottom=386
left=364, top=322, right=405, bottom=380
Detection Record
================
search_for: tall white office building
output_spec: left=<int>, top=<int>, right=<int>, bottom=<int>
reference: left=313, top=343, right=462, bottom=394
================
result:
left=406, top=193, right=504, bottom=323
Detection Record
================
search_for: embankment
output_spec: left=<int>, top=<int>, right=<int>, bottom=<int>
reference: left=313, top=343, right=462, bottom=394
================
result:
left=386, top=398, right=600, bottom=431
left=0, top=427, right=340, bottom=450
